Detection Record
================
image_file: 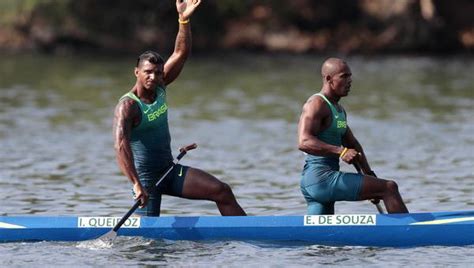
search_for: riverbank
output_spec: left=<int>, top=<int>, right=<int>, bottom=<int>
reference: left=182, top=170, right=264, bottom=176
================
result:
left=1, top=0, right=472, bottom=54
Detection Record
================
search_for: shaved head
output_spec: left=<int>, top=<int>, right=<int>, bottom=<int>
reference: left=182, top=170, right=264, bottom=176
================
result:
left=319, top=57, right=352, bottom=98
left=321, top=58, right=348, bottom=78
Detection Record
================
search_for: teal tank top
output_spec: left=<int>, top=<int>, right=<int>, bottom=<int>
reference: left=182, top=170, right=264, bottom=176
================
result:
left=119, top=86, right=173, bottom=177
left=305, top=93, right=347, bottom=168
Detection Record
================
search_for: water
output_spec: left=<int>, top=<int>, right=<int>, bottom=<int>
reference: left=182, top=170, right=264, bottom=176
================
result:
left=1, top=240, right=472, bottom=267
left=0, top=53, right=473, bottom=266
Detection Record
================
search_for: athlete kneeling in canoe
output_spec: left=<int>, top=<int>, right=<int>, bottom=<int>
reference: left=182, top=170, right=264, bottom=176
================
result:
left=297, top=58, right=409, bottom=215
left=113, top=0, right=246, bottom=217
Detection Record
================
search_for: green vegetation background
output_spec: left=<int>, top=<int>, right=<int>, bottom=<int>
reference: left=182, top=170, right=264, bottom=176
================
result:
left=0, top=0, right=472, bottom=54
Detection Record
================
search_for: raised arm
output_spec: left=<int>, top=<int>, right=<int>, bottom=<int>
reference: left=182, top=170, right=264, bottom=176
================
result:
left=163, top=0, right=202, bottom=85
left=298, top=97, right=345, bottom=157
left=113, top=99, right=148, bottom=207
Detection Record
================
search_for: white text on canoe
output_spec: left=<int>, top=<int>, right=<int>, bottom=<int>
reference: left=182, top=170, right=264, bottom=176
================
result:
left=304, top=215, right=376, bottom=226
left=78, top=217, right=141, bottom=228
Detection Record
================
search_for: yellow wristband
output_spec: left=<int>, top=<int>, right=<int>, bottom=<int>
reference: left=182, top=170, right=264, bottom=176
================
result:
left=178, top=18, right=190, bottom=24
left=340, top=147, right=348, bottom=158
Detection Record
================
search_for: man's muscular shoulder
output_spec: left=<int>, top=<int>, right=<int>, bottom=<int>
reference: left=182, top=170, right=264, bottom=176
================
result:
left=304, top=95, right=331, bottom=119
left=115, top=97, right=141, bottom=127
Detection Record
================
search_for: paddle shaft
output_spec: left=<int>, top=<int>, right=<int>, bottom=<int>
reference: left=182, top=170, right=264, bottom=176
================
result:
left=353, top=162, right=385, bottom=214
left=112, top=148, right=190, bottom=232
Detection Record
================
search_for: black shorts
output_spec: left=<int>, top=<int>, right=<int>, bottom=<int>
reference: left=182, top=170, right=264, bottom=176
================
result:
left=133, top=164, right=189, bottom=216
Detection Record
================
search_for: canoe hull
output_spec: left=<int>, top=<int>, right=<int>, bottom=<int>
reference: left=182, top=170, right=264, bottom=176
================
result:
left=1, top=211, right=473, bottom=247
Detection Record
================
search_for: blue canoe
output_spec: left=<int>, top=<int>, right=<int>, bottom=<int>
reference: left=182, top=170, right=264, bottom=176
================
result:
left=1, top=210, right=473, bottom=247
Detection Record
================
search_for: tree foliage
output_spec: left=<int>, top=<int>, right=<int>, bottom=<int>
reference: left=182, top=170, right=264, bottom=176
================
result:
left=0, top=0, right=471, bottom=53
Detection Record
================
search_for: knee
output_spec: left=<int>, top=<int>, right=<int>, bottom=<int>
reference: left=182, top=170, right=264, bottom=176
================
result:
left=385, top=180, right=399, bottom=195
left=213, top=182, right=234, bottom=201
left=217, top=182, right=232, bottom=195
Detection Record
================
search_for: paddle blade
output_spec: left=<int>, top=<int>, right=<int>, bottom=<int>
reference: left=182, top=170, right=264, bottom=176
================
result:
left=76, top=230, right=116, bottom=249
left=95, top=230, right=117, bottom=247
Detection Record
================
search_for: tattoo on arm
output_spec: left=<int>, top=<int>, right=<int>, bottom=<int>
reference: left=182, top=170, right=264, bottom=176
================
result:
left=113, top=99, right=141, bottom=185
left=175, top=24, right=190, bottom=54
left=163, top=23, right=192, bottom=85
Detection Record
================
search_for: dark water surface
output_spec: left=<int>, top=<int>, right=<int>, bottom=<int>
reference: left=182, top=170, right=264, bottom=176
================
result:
left=0, top=53, right=473, bottom=266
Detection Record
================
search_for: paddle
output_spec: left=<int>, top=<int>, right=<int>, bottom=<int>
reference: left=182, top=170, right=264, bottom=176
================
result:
left=353, top=162, right=385, bottom=214
left=98, top=143, right=198, bottom=245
